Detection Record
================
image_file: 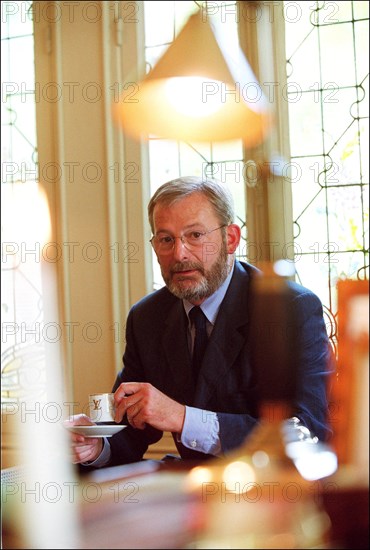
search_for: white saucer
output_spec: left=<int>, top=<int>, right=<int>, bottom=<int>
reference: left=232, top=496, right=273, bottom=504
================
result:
left=66, top=425, right=127, bottom=438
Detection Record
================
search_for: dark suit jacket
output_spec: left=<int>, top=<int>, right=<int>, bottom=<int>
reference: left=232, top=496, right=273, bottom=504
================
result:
left=108, top=261, right=333, bottom=466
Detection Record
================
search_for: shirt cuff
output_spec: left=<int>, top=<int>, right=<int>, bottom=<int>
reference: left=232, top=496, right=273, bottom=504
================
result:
left=180, top=406, right=222, bottom=456
left=81, top=437, right=111, bottom=468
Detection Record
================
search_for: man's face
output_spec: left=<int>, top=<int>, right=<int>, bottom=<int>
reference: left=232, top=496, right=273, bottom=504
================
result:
left=152, top=193, right=239, bottom=304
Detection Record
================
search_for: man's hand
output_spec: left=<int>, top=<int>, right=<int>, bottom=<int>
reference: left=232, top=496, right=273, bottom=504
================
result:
left=64, top=414, right=103, bottom=464
left=114, top=382, right=185, bottom=434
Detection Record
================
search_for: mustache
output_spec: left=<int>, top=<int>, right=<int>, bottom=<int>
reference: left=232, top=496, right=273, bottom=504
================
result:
left=170, top=261, right=205, bottom=275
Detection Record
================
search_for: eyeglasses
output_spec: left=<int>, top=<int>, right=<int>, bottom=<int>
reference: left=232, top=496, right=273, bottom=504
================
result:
left=150, top=225, right=226, bottom=254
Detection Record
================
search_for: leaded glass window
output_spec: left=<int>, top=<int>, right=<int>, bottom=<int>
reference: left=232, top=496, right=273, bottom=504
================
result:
left=284, top=0, right=369, bottom=351
left=1, top=0, right=46, bottom=404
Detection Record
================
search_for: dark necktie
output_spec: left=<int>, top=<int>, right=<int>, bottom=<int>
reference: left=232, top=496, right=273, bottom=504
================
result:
left=189, top=306, right=209, bottom=377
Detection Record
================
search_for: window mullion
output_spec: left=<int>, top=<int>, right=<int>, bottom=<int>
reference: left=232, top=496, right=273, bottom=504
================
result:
left=238, top=0, right=294, bottom=265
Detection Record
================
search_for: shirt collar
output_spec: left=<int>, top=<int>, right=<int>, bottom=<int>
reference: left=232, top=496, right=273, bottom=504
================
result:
left=183, top=261, right=235, bottom=325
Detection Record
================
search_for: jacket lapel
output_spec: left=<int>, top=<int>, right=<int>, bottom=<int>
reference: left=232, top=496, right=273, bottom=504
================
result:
left=193, top=262, right=252, bottom=407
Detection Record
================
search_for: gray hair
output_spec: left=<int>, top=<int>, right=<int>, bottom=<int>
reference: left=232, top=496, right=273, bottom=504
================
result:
left=148, top=176, right=235, bottom=232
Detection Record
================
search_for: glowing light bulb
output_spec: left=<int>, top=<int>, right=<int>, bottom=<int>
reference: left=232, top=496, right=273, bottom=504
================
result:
left=165, top=77, right=224, bottom=117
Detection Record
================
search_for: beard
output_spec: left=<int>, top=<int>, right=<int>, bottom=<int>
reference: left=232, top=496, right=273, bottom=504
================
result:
left=161, top=241, right=230, bottom=302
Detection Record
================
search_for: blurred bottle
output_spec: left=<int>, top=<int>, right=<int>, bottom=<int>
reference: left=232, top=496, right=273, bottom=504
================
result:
left=185, top=262, right=333, bottom=549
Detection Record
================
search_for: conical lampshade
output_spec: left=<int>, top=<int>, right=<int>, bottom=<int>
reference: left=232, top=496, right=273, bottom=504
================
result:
left=113, top=10, right=272, bottom=144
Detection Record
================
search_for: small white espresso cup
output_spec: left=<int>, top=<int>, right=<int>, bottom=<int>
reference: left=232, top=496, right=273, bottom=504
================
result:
left=89, top=393, right=116, bottom=424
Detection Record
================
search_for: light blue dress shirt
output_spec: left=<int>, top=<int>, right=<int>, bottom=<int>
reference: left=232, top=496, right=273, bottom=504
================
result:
left=87, top=263, right=235, bottom=467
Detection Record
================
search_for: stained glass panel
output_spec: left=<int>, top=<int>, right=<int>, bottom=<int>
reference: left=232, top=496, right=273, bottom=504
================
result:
left=285, top=0, right=369, bottom=350
left=1, top=1, right=45, bottom=404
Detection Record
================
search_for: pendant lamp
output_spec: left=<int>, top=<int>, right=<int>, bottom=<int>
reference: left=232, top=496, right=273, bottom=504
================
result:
left=113, top=9, right=272, bottom=144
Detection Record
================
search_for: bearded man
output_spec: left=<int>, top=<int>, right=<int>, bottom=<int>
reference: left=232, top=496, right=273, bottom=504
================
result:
left=68, top=176, right=332, bottom=467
